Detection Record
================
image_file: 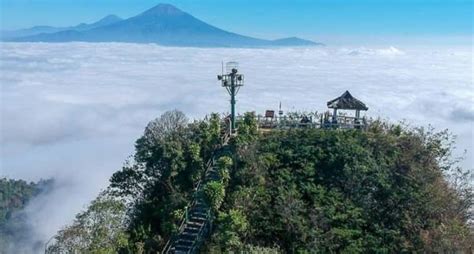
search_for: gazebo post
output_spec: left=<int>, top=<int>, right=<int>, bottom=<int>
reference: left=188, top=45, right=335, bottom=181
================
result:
left=355, top=110, right=360, bottom=128
left=332, top=108, right=337, bottom=123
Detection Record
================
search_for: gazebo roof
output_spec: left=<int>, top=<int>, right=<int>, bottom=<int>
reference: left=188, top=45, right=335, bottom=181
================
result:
left=327, top=91, right=368, bottom=111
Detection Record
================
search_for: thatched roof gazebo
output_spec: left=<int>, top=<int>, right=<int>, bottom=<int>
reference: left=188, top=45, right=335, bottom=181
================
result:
left=327, top=90, right=368, bottom=124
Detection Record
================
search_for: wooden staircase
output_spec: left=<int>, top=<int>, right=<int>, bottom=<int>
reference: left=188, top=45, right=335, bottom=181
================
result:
left=162, top=128, right=231, bottom=254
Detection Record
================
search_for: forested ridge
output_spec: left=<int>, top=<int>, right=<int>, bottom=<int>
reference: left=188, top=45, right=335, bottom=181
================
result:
left=46, top=110, right=473, bottom=253
left=0, top=178, right=54, bottom=251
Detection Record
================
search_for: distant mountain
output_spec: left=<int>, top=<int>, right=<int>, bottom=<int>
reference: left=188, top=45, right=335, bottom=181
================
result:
left=271, top=37, right=318, bottom=46
left=1, top=15, right=122, bottom=39
left=73, top=15, right=123, bottom=31
left=6, top=4, right=323, bottom=47
left=1, top=26, right=63, bottom=39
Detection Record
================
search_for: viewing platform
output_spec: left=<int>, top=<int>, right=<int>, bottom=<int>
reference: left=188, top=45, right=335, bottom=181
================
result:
left=252, top=113, right=369, bottom=130
left=235, top=90, right=370, bottom=131
left=217, top=62, right=369, bottom=134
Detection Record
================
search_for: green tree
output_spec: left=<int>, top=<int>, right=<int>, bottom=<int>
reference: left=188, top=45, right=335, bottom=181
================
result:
left=213, top=209, right=248, bottom=250
left=108, top=110, right=226, bottom=252
left=203, top=181, right=226, bottom=213
left=0, top=178, right=53, bottom=252
left=46, top=192, right=128, bottom=254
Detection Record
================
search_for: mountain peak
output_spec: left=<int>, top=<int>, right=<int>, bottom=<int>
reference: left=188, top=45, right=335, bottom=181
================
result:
left=8, top=3, right=323, bottom=47
left=99, top=15, right=122, bottom=23
left=85, top=14, right=122, bottom=29
left=141, top=3, right=184, bottom=16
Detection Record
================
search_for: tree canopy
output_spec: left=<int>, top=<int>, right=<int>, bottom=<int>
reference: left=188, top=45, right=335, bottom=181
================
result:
left=46, top=111, right=473, bottom=253
left=0, top=178, right=54, bottom=253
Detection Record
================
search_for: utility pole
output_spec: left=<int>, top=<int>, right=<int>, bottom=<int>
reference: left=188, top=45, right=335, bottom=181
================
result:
left=218, top=62, right=244, bottom=133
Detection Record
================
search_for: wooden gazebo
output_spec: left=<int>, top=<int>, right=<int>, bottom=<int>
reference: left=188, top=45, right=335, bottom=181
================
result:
left=327, top=90, right=368, bottom=124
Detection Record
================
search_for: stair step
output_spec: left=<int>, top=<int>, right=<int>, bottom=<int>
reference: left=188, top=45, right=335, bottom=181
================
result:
left=191, top=204, right=208, bottom=210
left=176, top=238, right=194, bottom=246
left=191, top=207, right=206, bottom=212
left=189, top=215, right=207, bottom=221
left=180, top=232, right=198, bottom=240
left=189, top=217, right=206, bottom=223
left=192, top=206, right=206, bottom=212
left=189, top=217, right=206, bottom=224
left=191, top=212, right=207, bottom=219
left=183, top=227, right=199, bottom=234
left=188, top=218, right=206, bottom=224
left=186, top=222, right=204, bottom=230
left=191, top=205, right=208, bottom=211
left=190, top=209, right=208, bottom=216
left=185, top=221, right=202, bottom=228
left=174, top=244, right=192, bottom=252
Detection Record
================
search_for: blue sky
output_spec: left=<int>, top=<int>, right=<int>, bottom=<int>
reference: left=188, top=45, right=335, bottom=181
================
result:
left=0, top=0, right=472, bottom=44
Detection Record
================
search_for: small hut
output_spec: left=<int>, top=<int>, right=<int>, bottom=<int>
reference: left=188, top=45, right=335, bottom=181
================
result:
left=327, top=91, right=368, bottom=126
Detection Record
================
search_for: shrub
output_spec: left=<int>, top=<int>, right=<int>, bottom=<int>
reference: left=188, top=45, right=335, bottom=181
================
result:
left=203, top=181, right=225, bottom=212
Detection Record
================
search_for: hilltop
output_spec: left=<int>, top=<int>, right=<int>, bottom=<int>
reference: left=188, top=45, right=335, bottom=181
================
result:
left=5, top=4, right=322, bottom=47
left=44, top=110, right=473, bottom=253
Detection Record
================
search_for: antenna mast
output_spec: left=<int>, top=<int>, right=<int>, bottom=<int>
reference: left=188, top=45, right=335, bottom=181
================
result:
left=217, top=61, right=244, bottom=134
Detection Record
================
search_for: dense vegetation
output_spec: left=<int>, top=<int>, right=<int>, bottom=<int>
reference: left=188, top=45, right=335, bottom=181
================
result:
left=47, top=110, right=473, bottom=253
left=0, top=178, right=53, bottom=252
left=208, top=120, right=473, bottom=253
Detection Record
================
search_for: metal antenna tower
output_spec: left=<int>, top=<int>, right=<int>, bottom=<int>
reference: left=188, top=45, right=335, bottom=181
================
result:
left=217, top=61, right=244, bottom=133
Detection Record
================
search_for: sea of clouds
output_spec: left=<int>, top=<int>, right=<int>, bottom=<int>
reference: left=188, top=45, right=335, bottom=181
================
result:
left=0, top=42, right=472, bottom=252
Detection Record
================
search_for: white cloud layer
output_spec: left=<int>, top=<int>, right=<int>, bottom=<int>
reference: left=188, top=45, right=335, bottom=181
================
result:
left=0, top=42, right=473, bottom=252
